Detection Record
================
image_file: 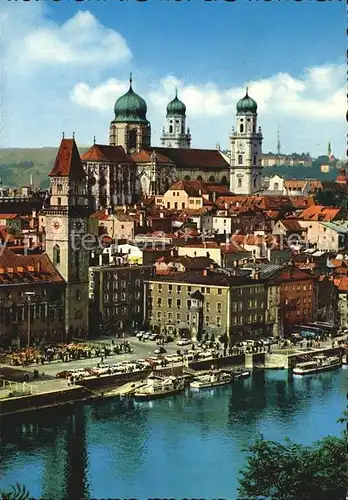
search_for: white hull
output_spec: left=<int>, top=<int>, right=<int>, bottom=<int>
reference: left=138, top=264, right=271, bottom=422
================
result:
left=190, top=378, right=233, bottom=390
left=293, top=360, right=342, bottom=375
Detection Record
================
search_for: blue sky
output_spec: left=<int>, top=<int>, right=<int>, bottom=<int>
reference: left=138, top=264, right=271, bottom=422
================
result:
left=1, top=0, right=345, bottom=157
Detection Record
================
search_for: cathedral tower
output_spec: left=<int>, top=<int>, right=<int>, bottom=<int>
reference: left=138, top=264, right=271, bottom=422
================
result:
left=229, top=88, right=263, bottom=195
left=109, top=75, right=151, bottom=154
left=45, top=137, right=89, bottom=338
left=160, top=89, right=191, bottom=149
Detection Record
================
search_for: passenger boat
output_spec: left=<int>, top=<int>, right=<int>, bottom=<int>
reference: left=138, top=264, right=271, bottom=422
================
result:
left=190, top=370, right=233, bottom=390
left=293, top=355, right=342, bottom=375
left=134, top=373, right=185, bottom=401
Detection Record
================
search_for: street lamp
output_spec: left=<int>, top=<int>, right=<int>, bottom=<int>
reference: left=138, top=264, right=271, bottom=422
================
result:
left=25, top=292, right=35, bottom=351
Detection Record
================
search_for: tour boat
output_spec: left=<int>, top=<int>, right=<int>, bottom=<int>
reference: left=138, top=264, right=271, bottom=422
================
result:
left=292, top=355, right=342, bottom=375
left=190, top=370, right=233, bottom=390
left=134, top=374, right=185, bottom=401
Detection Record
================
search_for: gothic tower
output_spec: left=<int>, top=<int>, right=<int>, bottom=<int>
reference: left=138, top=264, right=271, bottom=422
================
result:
left=229, top=88, right=263, bottom=195
left=160, top=89, right=191, bottom=149
left=109, top=74, right=151, bottom=154
left=45, top=137, right=89, bottom=338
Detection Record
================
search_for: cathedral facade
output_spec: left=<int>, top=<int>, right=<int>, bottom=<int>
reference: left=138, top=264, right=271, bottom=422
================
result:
left=81, top=76, right=263, bottom=208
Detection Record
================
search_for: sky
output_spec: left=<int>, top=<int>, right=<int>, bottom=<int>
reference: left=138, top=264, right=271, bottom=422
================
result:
left=0, top=0, right=346, bottom=157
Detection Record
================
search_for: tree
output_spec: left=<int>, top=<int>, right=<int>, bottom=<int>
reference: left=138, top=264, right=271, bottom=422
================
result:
left=238, top=435, right=348, bottom=500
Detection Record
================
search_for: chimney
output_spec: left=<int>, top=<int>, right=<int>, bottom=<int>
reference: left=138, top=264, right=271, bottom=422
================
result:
left=203, top=269, right=208, bottom=276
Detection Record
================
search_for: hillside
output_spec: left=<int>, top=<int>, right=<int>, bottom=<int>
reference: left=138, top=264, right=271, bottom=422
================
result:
left=0, top=148, right=340, bottom=189
left=0, top=147, right=88, bottom=189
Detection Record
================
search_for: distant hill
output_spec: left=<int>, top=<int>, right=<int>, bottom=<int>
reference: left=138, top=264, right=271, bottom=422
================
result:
left=0, top=147, right=88, bottom=189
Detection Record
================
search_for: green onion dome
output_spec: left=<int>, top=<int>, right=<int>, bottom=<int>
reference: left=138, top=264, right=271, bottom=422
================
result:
left=113, top=75, right=149, bottom=124
left=166, top=89, right=186, bottom=117
left=236, top=87, right=258, bottom=114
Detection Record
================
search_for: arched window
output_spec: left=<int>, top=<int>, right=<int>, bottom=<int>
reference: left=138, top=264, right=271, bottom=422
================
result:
left=221, top=176, right=227, bottom=185
left=252, top=123, right=256, bottom=133
left=181, top=125, right=184, bottom=134
left=240, top=124, right=244, bottom=133
left=128, top=129, right=137, bottom=150
left=253, top=155, right=257, bottom=165
left=274, top=182, right=279, bottom=191
left=209, top=176, right=215, bottom=183
left=169, top=125, right=173, bottom=133
left=53, top=244, right=60, bottom=265
left=184, top=175, right=190, bottom=180
left=238, top=178, right=242, bottom=188
left=238, top=155, right=243, bottom=165
left=197, top=175, right=203, bottom=181
left=253, top=178, right=257, bottom=188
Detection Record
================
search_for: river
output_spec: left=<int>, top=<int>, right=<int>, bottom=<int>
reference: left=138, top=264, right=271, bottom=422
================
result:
left=1, top=367, right=346, bottom=499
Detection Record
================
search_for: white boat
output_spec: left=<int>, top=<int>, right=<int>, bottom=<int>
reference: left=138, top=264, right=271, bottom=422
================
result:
left=190, top=370, right=233, bottom=390
left=293, top=355, right=342, bottom=375
left=233, top=370, right=251, bottom=380
left=134, top=373, right=185, bottom=401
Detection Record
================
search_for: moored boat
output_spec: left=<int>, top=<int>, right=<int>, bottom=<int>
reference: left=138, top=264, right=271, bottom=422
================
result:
left=233, top=369, right=251, bottom=380
left=134, top=373, right=185, bottom=401
left=190, top=370, right=233, bottom=390
left=293, top=354, right=342, bottom=375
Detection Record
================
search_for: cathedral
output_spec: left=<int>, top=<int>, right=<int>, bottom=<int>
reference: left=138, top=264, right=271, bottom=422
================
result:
left=81, top=76, right=263, bottom=209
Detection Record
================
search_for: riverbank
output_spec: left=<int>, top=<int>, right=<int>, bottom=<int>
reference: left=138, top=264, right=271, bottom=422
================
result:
left=0, top=345, right=345, bottom=418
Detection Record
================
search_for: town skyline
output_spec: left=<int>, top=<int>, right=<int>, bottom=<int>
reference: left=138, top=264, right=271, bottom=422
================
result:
left=1, top=1, right=345, bottom=157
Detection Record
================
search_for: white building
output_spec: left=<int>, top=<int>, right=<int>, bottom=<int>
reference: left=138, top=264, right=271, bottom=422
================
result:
left=229, top=89, right=263, bottom=195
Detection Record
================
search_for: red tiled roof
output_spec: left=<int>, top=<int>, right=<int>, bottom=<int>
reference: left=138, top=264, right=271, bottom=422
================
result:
left=49, top=138, right=85, bottom=179
left=0, top=248, right=64, bottom=284
left=333, top=277, right=348, bottom=292
left=90, top=210, right=109, bottom=221
left=169, top=180, right=210, bottom=196
left=81, top=144, right=134, bottom=164
left=132, top=150, right=174, bottom=163
left=0, top=214, right=20, bottom=219
left=297, top=205, right=342, bottom=222
left=134, top=147, right=229, bottom=169
left=280, top=219, right=303, bottom=231
left=268, top=266, right=314, bottom=284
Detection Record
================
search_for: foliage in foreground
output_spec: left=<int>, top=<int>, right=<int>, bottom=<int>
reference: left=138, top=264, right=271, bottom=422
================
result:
left=0, top=483, right=30, bottom=500
left=238, top=435, right=348, bottom=500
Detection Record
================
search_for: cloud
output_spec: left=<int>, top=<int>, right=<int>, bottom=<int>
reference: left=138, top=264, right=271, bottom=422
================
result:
left=71, top=79, right=129, bottom=111
left=5, top=9, right=131, bottom=73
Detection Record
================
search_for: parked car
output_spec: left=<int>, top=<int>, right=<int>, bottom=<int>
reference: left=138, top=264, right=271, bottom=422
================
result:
left=177, top=338, right=191, bottom=346
left=163, top=335, right=174, bottom=343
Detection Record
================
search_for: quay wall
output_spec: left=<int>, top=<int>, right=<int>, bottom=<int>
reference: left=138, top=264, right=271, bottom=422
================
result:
left=0, top=386, right=92, bottom=418
left=188, top=354, right=245, bottom=371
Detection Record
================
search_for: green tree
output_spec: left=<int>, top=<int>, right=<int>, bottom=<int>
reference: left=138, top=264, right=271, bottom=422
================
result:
left=0, top=483, right=30, bottom=499
left=238, top=435, right=348, bottom=500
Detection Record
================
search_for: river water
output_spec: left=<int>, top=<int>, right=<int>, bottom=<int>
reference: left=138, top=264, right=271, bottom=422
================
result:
left=1, top=367, right=347, bottom=499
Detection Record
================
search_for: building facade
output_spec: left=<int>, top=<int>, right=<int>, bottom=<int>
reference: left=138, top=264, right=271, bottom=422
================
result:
left=89, top=264, right=153, bottom=334
left=229, top=89, right=263, bottom=195
left=145, top=270, right=266, bottom=342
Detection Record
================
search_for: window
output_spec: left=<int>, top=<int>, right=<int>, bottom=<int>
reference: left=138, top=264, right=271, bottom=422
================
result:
left=187, top=300, right=191, bottom=308
left=135, top=292, right=141, bottom=300
left=168, top=285, right=173, bottom=293
left=217, top=302, right=222, bottom=313
left=239, top=316, right=243, bottom=324
left=176, top=313, right=181, bottom=320
left=188, top=286, right=192, bottom=293
left=240, top=124, right=244, bottom=133
left=121, top=281, right=126, bottom=289
left=104, top=294, right=109, bottom=302
left=121, top=293, right=126, bottom=300
left=216, top=317, right=222, bottom=327
left=205, top=316, right=210, bottom=324
left=158, top=284, right=162, bottom=292
left=238, top=155, right=243, bottom=165
left=238, top=302, right=242, bottom=311
left=309, top=283, right=312, bottom=290
left=157, top=311, right=161, bottom=319
left=206, top=287, right=210, bottom=294
left=232, top=302, right=237, bottom=311
left=238, top=288, right=243, bottom=295
left=238, top=178, right=242, bottom=188
left=135, top=279, right=141, bottom=288
left=168, top=298, right=172, bottom=307
left=157, top=298, right=162, bottom=307
left=177, top=286, right=181, bottom=294
left=177, top=299, right=181, bottom=308
left=206, top=302, right=210, bottom=311
left=218, top=289, right=222, bottom=295
left=113, top=293, right=117, bottom=301
left=169, top=125, right=173, bottom=133
left=57, top=197, right=61, bottom=206
left=201, top=287, right=205, bottom=293
left=168, top=312, right=173, bottom=321
left=53, top=244, right=60, bottom=265
left=253, top=155, right=256, bottom=165
left=248, top=300, right=252, bottom=309
left=74, top=250, right=80, bottom=280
